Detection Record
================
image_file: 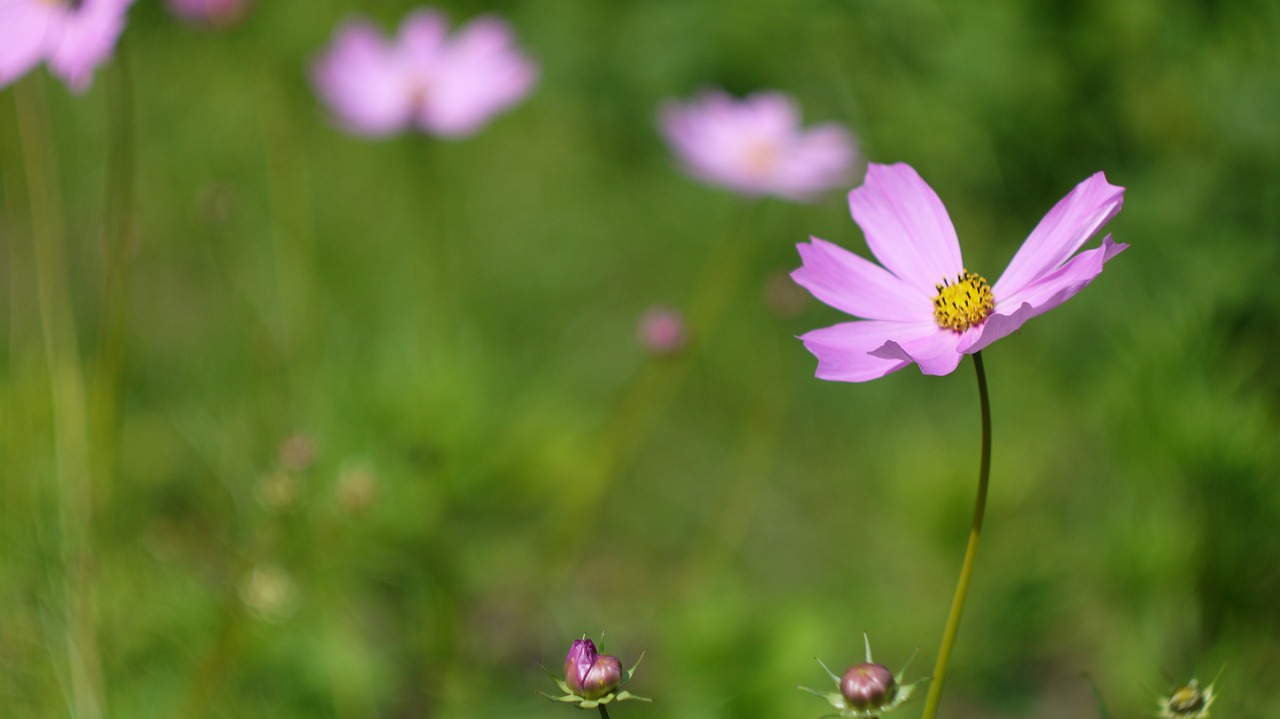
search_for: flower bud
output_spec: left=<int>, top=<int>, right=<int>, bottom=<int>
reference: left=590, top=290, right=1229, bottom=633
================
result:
left=840, top=662, right=898, bottom=711
left=563, top=638, right=598, bottom=693
left=637, top=306, right=687, bottom=357
left=579, top=654, right=623, bottom=699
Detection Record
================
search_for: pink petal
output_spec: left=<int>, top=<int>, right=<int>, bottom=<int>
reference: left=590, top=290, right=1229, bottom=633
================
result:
left=312, top=18, right=415, bottom=136
left=791, top=238, right=928, bottom=322
left=417, top=15, right=537, bottom=138
left=0, top=2, right=57, bottom=89
left=398, top=7, right=448, bottom=63
left=870, top=325, right=972, bottom=376
left=992, top=172, right=1124, bottom=297
left=47, top=0, right=133, bottom=92
left=800, top=320, right=940, bottom=382
left=962, top=236, right=1127, bottom=354
left=849, top=163, right=964, bottom=295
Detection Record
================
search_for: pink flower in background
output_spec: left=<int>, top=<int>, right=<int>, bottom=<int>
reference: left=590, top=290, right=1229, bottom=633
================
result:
left=168, top=0, right=250, bottom=28
left=0, top=0, right=135, bottom=92
left=792, top=162, right=1125, bottom=382
left=311, top=8, right=538, bottom=139
left=637, top=306, right=687, bottom=357
left=659, top=89, right=856, bottom=201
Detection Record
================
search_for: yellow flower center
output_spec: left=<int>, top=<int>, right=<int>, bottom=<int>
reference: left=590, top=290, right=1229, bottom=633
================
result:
left=932, top=271, right=994, bottom=332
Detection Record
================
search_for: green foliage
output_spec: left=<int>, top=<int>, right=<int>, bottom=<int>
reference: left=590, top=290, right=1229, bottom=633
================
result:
left=2, top=0, right=1278, bottom=717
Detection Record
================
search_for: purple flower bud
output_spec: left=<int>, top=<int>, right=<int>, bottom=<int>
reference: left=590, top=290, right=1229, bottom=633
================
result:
left=563, top=638, right=597, bottom=694
left=840, top=662, right=898, bottom=711
left=579, top=654, right=622, bottom=699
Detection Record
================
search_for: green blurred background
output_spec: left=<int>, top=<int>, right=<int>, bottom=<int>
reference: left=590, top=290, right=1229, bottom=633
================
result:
left=3, top=0, right=1279, bottom=717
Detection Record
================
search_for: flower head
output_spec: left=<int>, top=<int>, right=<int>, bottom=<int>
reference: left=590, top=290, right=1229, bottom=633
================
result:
left=311, top=8, right=538, bottom=139
left=792, top=162, right=1125, bottom=381
left=1159, top=673, right=1220, bottom=719
left=0, top=0, right=135, bottom=92
left=543, top=635, right=649, bottom=710
left=637, top=306, right=687, bottom=357
left=659, top=89, right=856, bottom=201
left=800, top=635, right=925, bottom=718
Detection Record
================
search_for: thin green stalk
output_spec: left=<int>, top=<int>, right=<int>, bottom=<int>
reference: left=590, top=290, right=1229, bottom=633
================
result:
left=921, top=351, right=991, bottom=719
left=15, top=75, right=104, bottom=719
left=597, top=704, right=611, bottom=719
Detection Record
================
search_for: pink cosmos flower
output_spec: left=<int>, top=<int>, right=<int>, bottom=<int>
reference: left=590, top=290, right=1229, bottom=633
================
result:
left=311, top=8, right=538, bottom=139
left=659, top=89, right=856, bottom=201
left=793, top=162, right=1125, bottom=382
left=0, top=0, right=134, bottom=92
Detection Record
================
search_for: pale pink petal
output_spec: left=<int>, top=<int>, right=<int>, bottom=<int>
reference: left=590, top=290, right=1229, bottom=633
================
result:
left=792, top=238, right=928, bottom=322
left=417, top=15, right=537, bottom=138
left=871, top=325, right=972, bottom=376
left=658, top=88, right=854, bottom=201
left=0, top=1, right=57, bottom=89
left=849, top=163, right=964, bottom=295
left=398, top=7, right=448, bottom=63
left=312, top=19, right=415, bottom=136
left=773, top=123, right=856, bottom=201
left=962, top=236, right=1127, bottom=354
left=800, top=320, right=940, bottom=382
left=47, top=0, right=133, bottom=92
left=992, top=172, right=1124, bottom=297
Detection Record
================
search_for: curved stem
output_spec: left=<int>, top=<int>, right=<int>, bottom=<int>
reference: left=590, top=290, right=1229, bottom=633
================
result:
left=921, top=351, right=991, bottom=719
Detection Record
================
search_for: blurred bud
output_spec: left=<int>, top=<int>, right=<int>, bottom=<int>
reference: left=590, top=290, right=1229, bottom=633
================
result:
left=336, top=461, right=378, bottom=513
left=239, top=564, right=298, bottom=621
left=637, top=306, right=687, bottom=357
left=840, top=663, right=897, bottom=711
left=169, top=0, right=252, bottom=29
left=278, top=432, right=317, bottom=473
left=764, top=268, right=810, bottom=318
left=1159, top=675, right=1219, bottom=719
left=257, top=470, right=298, bottom=510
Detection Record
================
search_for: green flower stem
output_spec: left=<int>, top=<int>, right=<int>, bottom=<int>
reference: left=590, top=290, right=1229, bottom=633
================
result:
left=597, top=705, right=611, bottom=719
left=921, top=350, right=991, bottom=719
left=15, top=75, right=104, bottom=719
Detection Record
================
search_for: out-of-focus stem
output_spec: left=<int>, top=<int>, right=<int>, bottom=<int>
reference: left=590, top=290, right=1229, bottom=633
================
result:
left=920, top=351, right=991, bottom=719
left=15, top=76, right=104, bottom=719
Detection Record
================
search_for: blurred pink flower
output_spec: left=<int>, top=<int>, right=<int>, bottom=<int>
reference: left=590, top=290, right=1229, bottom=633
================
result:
left=0, top=0, right=134, bottom=92
left=168, top=0, right=250, bottom=28
left=792, top=162, right=1125, bottom=382
left=659, top=89, right=856, bottom=201
left=311, top=8, right=538, bottom=139
left=637, top=306, right=687, bottom=357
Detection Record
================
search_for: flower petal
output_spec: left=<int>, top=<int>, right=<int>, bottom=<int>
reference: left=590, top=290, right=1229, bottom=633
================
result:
left=792, top=238, right=928, bottom=322
left=799, top=320, right=939, bottom=382
left=0, top=2, right=56, bottom=90
left=849, top=163, right=964, bottom=294
left=963, top=236, right=1127, bottom=354
left=992, top=172, right=1124, bottom=297
left=312, top=18, right=416, bottom=136
left=870, top=325, right=972, bottom=377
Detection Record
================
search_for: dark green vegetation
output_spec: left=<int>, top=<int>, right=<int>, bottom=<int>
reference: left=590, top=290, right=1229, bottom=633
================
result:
left=2, top=1, right=1278, bottom=717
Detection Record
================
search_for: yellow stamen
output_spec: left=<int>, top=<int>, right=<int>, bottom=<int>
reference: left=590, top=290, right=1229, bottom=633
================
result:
left=932, top=270, right=994, bottom=332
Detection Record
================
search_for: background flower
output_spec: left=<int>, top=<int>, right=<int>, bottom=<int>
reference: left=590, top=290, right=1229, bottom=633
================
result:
left=0, top=0, right=134, bottom=91
left=311, top=8, right=538, bottom=139
left=793, top=162, right=1124, bottom=381
left=659, top=89, right=856, bottom=201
